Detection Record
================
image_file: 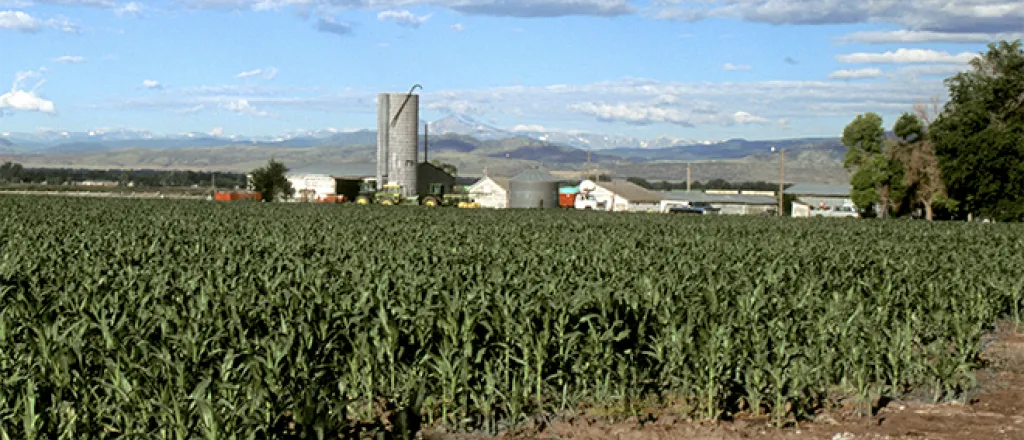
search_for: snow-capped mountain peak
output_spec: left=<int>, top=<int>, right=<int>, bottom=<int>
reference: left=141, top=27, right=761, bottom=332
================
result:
left=426, top=115, right=510, bottom=140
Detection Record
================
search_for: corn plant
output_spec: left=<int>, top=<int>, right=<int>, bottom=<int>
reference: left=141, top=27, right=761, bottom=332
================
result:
left=0, top=195, right=1022, bottom=437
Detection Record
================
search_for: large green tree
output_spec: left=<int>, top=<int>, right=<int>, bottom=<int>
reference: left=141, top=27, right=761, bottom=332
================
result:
left=889, top=104, right=951, bottom=221
left=249, top=157, right=294, bottom=202
left=842, top=112, right=902, bottom=217
left=930, top=40, right=1024, bottom=221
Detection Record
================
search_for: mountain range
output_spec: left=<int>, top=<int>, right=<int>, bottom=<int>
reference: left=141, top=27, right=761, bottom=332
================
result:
left=1, top=115, right=723, bottom=154
left=0, top=115, right=851, bottom=183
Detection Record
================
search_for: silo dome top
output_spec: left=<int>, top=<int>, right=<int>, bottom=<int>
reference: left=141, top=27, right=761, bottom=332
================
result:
left=511, top=169, right=556, bottom=182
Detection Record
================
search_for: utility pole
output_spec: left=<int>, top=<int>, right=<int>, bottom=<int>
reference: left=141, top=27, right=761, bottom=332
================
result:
left=778, top=148, right=785, bottom=217
left=686, top=163, right=692, bottom=192
left=586, top=150, right=592, bottom=180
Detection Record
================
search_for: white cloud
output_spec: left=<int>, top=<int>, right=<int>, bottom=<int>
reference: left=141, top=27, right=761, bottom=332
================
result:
left=377, top=9, right=430, bottom=27
left=52, top=55, right=86, bottom=63
left=33, top=0, right=118, bottom=7
left=450, top=23, right=464, bottom=31
left=892, top=64, right=971, bottom=80
left=828, top=68, right=884, bottom=80
left=416, top=77, right=954, bottom=131
left=142, top=79, right=163, bottom=89
left=209, top=127, right=224, bottom=136
left=165, top=0, right=636, bottom=18
left=45, top=15, right=79, bottom=33
left=0, top=70, right=56, bottom=114
left=222, top=98, right=271, bottom=117
left=235, top=67, right=278, bottom=80
left=100, top=73, right=962, bottom=138
left=723, top=63, right=751, bottom=71
left=567, top=101, right=770, bottom=127
left=174, top=104, right=205, bottom=114
left=236, top=69, right=262, bottom=79
left=115, top=1, right=144, bottom=17
left=427, top=99, right=490, bottom=116
left=836, top=49, right=979, bottom=64
left=445, top=0, right=634, bottom=17
left=731, top=111, right=768, bottom=125
left=316, top=16, right=351, bottom=36
left=0, top=10, right=41, bottom=31
left=569, top=102, right=696, bottom=126
left=653, top=0, right=1024, bottom=34
left=511, top=124, right=546, bottom=132
left=838, top=29, right=1024, bottom=44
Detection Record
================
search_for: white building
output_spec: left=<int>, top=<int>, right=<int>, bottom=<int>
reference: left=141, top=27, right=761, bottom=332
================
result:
left=658, top=190, right=778, bottom=215
left=286, top=173, right=338, bottom=202
left=467, top=176, right=510, bottom=209
left=786, top=183, right=858, bottom=217
left=578, top=179, right=665, bottom=212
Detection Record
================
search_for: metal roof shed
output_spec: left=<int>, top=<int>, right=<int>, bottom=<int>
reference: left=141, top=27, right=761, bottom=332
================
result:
left=659, top=190, right=778, bottom=215
left=785, top=183, right=852, bottom=197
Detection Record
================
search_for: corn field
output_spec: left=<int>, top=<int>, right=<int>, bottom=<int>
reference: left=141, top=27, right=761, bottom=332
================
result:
left=1, top=195, right=1022, bottom=439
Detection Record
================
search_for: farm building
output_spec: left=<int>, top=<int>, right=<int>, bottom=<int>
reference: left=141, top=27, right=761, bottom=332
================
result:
left=467, top=176, right=510, bottom=209
left=415, top=162, right=457, bottom=197
left=269, top=162, right=456, bottom=202
left=76, top=180, right=119, bottom=187
left=786, top=183, right=853, bottom=210
left=578, top=179, right=665, bottom=211
left=659, top=190, right=778, bottom=215
left=283, top=164, right=376, bottom=203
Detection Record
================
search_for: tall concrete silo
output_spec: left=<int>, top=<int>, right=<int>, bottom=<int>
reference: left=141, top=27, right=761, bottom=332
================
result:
left=376, top=90, right=419, bottom=197
left=509, top=169, right=559, bottom=208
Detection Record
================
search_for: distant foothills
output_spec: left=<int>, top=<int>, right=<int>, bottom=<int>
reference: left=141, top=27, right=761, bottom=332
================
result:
left=0, top=115, right=849, bottom=184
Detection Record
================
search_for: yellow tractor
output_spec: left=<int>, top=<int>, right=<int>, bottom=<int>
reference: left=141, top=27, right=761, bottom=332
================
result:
left=354, top=180, right=413, bottom=205
left=420, top=183, right=479, bottom=208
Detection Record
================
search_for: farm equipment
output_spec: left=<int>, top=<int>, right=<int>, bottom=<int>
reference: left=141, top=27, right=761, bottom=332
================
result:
left=354, top=179, right=377, bottom=205
left=354, top=180, right=417, bottom=205
left=419, top=183, right=477, bottom=207
left=376, top=183, right=405, bottom=205
left=558, top=186, right=579, bottom=209
left=574, top=193, right=607, bottom=210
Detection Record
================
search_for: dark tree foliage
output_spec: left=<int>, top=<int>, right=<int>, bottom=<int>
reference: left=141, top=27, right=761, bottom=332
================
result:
left=930, top=40, right=1024, bottom=221
left=0, top=161, right=247, bottom=188
left=841, top=112, right=905, bottom=217
left=627, top=177, right=787, bottom=192
left=430, top=159, right=458, bottom=176
left=249, top=158, right=294, bottom=202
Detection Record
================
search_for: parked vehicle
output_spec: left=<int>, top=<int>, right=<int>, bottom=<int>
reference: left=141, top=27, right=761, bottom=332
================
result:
left=574, top=193, right=607, bottom=210
left=812, top=201, right=860, bottom=218
left=667, top=202, right=720, bottom=215
left=354, top=181, right=417, bottom=205
left=420, top=183, right=475, bottom=207
left=558, top=186, right=579, bottom=209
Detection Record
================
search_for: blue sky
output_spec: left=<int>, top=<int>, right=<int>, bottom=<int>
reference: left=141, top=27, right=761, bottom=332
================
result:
left=1, top=0, right=1022, bottom=142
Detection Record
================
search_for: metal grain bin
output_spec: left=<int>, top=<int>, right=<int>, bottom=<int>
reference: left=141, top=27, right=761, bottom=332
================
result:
left=376, top=92, right=419, bottom=198
left=509, top=170, right=558, bottom=209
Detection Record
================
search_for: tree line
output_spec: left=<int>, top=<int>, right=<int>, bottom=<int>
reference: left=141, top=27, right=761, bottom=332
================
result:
left=843, top=40, right=1023, bottom=222
left=0, top=162, right=248, bottom=189
left=626, top=176, right=786, bottom=192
